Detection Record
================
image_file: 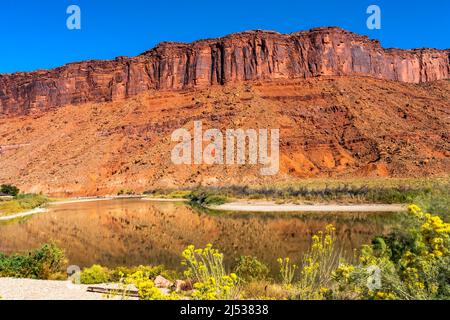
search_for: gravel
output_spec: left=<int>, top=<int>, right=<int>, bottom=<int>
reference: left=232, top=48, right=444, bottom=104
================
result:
left=0, top=278, right=135, bottom=300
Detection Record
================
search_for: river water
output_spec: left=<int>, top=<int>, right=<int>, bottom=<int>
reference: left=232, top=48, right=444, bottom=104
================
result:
left=0, top=198, right=403, bottom=272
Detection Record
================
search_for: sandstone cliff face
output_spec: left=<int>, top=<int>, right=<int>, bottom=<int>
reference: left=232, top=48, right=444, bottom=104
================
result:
left=1, top=77, right=449, bottom=195
left=1, top=27, right=449, bottom=115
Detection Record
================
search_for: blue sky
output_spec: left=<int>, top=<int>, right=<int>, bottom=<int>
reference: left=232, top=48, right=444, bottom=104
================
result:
left=1, top=0, right=449, bottom=73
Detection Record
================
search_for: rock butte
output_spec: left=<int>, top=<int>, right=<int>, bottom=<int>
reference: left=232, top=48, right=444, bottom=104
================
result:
left=0, top=27, right=449, bottom=115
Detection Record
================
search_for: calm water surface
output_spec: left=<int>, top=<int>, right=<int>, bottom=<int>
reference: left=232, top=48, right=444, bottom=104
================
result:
left=0, top=199, right=403, bottom=271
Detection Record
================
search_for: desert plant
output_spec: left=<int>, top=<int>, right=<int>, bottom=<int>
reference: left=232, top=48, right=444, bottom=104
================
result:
left=295, top=224, right=342, bottom=299
left=117, top=189, right=135, bottom=196
left=233, top=255, right=270, bottom=283
left=188, top=191, right=228, bottom=206
left=111, top=265, right=177, bottom=282
left=123, top=270, right=179, bottom=300
left=0, top=244, right=66, bottom=279
left=182, top=244, right=240, bottom=300
left=0, top=184, right=19, bottom=196
left=191, top=273, right=239, bottom=300
left=80, top=264, right=111, bottom=284
left=277, top=257, right=297, bottom=287
left=181, top=244, right=226, bottom=283
left=332, top=205, right=450, bottom=300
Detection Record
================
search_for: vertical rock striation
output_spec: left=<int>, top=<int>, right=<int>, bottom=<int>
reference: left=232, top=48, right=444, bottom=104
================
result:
left=1, top=27, right=449, bottom=115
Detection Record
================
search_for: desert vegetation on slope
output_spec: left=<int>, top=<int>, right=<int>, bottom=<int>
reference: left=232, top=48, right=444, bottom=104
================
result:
left=0, top=77, right=448, bottom=196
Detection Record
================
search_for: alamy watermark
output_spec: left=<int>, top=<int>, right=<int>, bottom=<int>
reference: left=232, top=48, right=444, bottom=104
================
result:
left=66, top=265, right=81, bottom=289
left=66, top=5, right=81, bottom=30
left=367, top=265, right=382, bottom=290
left=367, top=4, right=381, bottom=30
left=171, top=121, right=280, bottom=176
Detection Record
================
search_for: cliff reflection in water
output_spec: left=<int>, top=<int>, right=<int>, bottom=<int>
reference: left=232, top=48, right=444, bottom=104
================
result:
left=0, top=199, right=399, bottom=271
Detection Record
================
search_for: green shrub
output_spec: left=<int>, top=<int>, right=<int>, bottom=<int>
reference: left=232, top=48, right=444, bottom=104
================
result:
left=332, top=205, right=450, bottom=300
left=0, top=244, right=66, bottom=279
left=111, top=265, right=177, bottom=282
left=203, top=195, right=228, bottom=205
left=80, top=265, right=111, bottom=284
left=15, top=194, right=48, bottom=209
left=117, top=189, right=135, bottom=196
left=78, top=264, right=177, bottom=284
left=411, top=186, right=450, bottom=219
left=0, top=184, right=20, bottom=196
left=166, top=190, right=191, bottom=199
left=233, top=256, right=269, bottom=283
left=188, top=191, right=228, bottom=206
left=123, top=270, right=179, bottom=300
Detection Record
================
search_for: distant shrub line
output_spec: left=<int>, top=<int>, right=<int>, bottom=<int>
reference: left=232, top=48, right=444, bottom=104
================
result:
left=144, top=182, right=449, bottom=218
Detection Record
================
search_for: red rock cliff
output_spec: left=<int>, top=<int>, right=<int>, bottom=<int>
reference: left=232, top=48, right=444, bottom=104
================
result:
left=1, top=27, right=449, bottom=115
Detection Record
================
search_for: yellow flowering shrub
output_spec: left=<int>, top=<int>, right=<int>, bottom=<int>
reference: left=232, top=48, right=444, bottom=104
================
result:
left=182, top=244, right=226, bottom=284
left=123, top=270, right=179, bottom=300
left=182, top=244, right=240, bottom=300
left=277, top=257, right=297, bottom=287
left=375, top=291, right=396, bottom=300
left=191, top=274, right=239, bottom=300
left=334, top=263, right=355, bottom=282
left=333, top=205, right=450, bottom=300
left=295, top=224, right=340, bottom=300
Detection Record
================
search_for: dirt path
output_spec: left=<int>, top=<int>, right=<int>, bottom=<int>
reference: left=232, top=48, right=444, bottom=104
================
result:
left=0, top=208, right=47, bottom=222
left=49, top=195, right=144, bottom=206
left=0, top=278, right=131, bottom=300
left=209, top=201, right=406, bottom=212
left=49, top=197, right=115, bottom=205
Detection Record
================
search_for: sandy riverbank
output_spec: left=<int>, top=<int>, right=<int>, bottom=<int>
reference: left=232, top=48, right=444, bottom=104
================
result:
left=208, top=201, right=406, bottom=212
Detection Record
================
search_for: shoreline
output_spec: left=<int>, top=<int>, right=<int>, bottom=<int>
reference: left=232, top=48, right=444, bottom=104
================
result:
left=50, top=196, right=189, bottom=205
left=0, top=208, right=47, bottom=221
left=49, top=195, right=145, bottom=205
left=208, top=201, right=407, bottom=212
left=0, top=197, right=408, bottom=221
left=0, top=196, right=145, bottom=221
left=141, top=197, right=188, bottom=202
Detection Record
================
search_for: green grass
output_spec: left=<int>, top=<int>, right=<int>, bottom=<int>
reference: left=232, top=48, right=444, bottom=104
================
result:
left=144, top=189, right=192, bottom=199
left=187, top=190, right=228, bottom=206
left=0, top=194, right=49, bottom=217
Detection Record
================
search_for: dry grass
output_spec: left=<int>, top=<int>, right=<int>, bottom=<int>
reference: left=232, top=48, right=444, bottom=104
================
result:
left=240, top=281, right=292, bottom=300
